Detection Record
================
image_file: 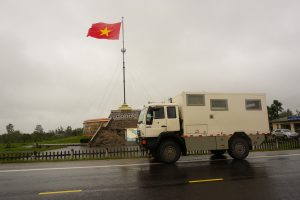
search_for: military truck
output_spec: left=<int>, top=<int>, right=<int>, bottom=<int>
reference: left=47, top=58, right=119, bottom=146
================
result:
left=137, top=92, right=269, bottom=163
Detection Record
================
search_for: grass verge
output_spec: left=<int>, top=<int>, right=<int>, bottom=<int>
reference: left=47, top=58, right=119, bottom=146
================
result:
left=0, top=136, right=87, bottom=152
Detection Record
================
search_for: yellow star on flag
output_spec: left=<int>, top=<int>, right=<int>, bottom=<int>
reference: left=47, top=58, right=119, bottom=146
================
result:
left=100, top=27, right=111, bottom=37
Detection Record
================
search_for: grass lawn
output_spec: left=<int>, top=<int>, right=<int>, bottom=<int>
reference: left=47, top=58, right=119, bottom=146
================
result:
left=0, top=135, right=88, bottom=153
left=0, top=143, right=61, bottom=152
left=39, top=135, right=84, bottom=144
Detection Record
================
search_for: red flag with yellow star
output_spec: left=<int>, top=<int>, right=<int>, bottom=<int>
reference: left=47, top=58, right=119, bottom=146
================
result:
left=87, top=22, right=121, bottom=40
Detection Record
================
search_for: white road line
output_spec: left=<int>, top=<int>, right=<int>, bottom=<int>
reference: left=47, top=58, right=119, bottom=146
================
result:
left=248, top=153, right=300, bottom=159
left=0, top=162, right=160, bottom=173
left=177, top=153, right=300, bottom=164
left=1, top=153, right=300, bottom=173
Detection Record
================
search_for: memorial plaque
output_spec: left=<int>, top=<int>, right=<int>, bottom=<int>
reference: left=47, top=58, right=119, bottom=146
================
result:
left=109, top=110, right=140, bottom=121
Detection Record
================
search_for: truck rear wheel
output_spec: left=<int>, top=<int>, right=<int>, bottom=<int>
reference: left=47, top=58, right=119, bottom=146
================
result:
left=158, top=140, right=181, bottom=164
left=228, top=138, right=249, bottom=160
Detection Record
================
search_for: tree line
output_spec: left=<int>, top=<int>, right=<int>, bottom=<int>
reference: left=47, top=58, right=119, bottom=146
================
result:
left=267, top=100, right=300, bottom=121
left=0, top=124, right=83, bottom=145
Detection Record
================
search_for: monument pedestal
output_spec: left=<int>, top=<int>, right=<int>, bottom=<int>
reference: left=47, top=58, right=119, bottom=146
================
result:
left=86, top=105, right=140, bottom=147
left=118, top=103, right=132, bottom=111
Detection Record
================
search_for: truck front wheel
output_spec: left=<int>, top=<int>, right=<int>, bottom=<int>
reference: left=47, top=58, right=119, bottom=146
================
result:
left=228, top=138, right=249, bottom=160
left=158, top=140, right=181, bottom=164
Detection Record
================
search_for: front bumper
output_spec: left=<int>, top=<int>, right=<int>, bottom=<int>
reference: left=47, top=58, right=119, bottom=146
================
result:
left=137, top=137, right=158, bottom=150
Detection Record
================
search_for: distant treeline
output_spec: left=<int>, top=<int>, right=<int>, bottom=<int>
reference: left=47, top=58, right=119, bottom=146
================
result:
left=0, top=123, right=83, bottom=144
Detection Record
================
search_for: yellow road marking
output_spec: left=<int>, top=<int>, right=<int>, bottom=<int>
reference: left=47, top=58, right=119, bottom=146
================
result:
left=189, top=178, right=224, bottom=184
left=38, top=190, right=82, bottom=195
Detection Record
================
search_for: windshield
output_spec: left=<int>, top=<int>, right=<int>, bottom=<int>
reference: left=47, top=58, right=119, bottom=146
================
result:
left=138, top=107, right=147, bottom=124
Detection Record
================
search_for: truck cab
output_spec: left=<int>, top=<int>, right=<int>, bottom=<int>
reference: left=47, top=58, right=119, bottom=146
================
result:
left=138, top=103, right=180, bottom=138
left=137, top=103, right=187, bottom=163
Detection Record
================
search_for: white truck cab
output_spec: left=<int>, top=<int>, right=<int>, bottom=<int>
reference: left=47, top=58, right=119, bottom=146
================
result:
left=137, top=92, right=269, bottom=163
left=138, top=103, right=180, bottom=138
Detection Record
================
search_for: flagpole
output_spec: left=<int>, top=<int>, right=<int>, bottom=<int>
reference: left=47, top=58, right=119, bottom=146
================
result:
left=121, top=17, right=126, bottom=105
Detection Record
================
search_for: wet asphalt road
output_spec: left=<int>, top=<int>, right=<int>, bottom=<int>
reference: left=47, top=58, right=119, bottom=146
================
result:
left=1, top=150, right=300, bottom=200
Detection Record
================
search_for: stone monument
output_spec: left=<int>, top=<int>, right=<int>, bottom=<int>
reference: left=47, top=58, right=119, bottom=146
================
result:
left=85, top=104, right=140, bottom=147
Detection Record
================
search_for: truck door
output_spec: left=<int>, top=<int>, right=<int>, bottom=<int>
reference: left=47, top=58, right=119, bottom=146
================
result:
left=145, top=106, right=167, bottom=137
left=166, top=106, right=180, bottom=132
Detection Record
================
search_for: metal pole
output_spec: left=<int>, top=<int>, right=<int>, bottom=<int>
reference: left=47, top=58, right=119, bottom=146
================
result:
left=121, top=17, right=126, bottom=105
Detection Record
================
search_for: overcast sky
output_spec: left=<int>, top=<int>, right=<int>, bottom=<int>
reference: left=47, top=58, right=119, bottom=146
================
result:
left=0, top=0, right=300, bottom=133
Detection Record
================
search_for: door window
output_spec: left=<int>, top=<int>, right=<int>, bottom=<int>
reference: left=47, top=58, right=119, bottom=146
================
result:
left=167, top=106, right=177, bottom=118
left=153, top=107, right=165, bottom=119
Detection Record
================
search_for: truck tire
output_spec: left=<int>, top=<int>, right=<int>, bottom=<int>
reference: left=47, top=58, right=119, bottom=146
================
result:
left=210, top=150, right=226, bottom=156
left=228, top=138, right=249, bottom=160
left=158, top=140, right=181, bottom=164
